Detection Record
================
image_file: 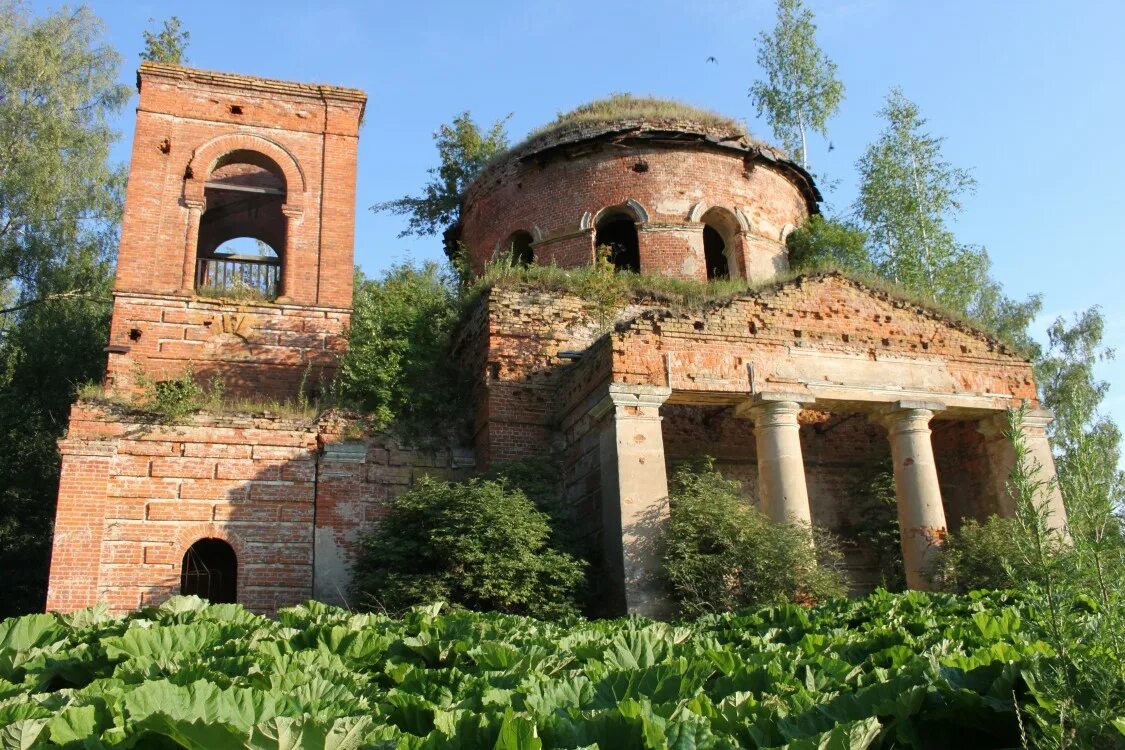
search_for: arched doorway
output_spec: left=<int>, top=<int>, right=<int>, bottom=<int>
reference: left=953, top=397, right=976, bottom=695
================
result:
left=700, top=207, right=742, bottom=280
left=180, top=538, right=237, bottom=603
left=595, top=211, right=640, bottom=272
left=504, top=230, right=535, bottom=266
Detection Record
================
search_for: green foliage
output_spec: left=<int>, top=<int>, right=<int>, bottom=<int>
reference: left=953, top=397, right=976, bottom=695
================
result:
left=337, top=262, right=464, bottom=433
left=1036, top=306, right=1124, bottom=513
left=135, top=367, right=209, bottom=423
left=933, top=407, right=1125, bottom=746
left=2, top=590, right=1119, bottom=747
left=750, top=0, right=845, bottom=168
left=140, top=16, right=189, bottom=64
left=373, top=112, right=509, bottom=237
left=846, top=461, right=905, bottom=591
left=931, top=516, right=1032, bottom=593
left=352, top=476, right=586, bottom=619
left=0, top=3, right=125, bottom=617
left=785, top=214, right=872, bottom=274
left=0, top=284, right=111, bottom=617
left=1000, top=407, right=1125, bottom=748
left=853, top=89, right=1041, bottom=349
left=0, top=3, right=127, bottom=310
left=662, top=461, right=847, bottom=617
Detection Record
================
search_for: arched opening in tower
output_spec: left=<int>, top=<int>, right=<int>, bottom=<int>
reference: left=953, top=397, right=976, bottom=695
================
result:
left=180, top=538, right=237, bottom=604
left=196, top=149, right=287, bottom=300
left=703, top=225, right=729, bottom=280
left=595, top=213, right=640, bottom=273
left=504, top=230, right=535, bottom=266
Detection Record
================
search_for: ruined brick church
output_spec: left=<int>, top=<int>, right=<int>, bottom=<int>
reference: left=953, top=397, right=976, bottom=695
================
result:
left=45, top=63, right=1067, bottom=618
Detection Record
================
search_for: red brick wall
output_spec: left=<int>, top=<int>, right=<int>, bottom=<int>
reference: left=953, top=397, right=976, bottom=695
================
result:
left=105, top=293, right=347, bottom=400
left=459, top=142, right=808, bottom=282
left=46, top=404, right=474, bottom=616
left=106, top=64, right=364, bottom=397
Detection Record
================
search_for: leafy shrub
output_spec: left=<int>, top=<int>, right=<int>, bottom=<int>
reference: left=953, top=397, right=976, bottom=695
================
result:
left=786, top=214, right=872, bottom=274
left=930, top=515, right=1031, bottom=593
left=662, top=460, right=846, bottom=616
left=336, top=262, right=464, bottom=433
left=352, top=476, right=586, bottom=618
left=137, top=367, right=209, bottom=423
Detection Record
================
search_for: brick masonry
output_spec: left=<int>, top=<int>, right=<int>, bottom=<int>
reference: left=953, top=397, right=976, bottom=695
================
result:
left=46, top=404, right=473, bottom=615
left=457, top=121, right=814, bottom=283
left=106, top=63, right=365, bottom=399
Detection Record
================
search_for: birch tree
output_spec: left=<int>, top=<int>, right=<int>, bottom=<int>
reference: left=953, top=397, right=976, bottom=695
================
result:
left=855, top=89, right=982, bottom=307
left=750, top=0, right=844, bottom=170
left=854, top=88, right=1041, bottom=347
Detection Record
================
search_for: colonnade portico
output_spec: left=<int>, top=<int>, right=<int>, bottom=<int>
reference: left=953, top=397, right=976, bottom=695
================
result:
left=591, top=381, right=1068, bottom=614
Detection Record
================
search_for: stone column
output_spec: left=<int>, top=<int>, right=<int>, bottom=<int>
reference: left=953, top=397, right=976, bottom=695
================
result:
left=735, top=393, right=815, bottom=525
left=881, top=401, right=948, bottom=590
left=978, top=409, right=1068, bottom=534
left=179, top=198, right=206, bottom=295
left=276, top=204, right=302, bottom=303
left=592, top=383, right=672, bottom=619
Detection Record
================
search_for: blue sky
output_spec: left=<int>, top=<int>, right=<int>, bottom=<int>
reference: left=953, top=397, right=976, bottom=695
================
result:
left=58, top=1, right=1125, bottom=428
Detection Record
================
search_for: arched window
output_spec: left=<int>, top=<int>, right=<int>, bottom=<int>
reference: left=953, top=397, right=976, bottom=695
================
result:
left=180, top=538, right=237, bottom=603
left=700, top=207, right=742, bottom=281
left=595, top=211, right=640, bottom=273
left=196, top=150, right=286, bottom=300
left=504, top=230, right=535, bottom=266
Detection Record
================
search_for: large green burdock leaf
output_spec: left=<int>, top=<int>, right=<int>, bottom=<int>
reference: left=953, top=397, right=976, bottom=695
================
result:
left=493, top=708, right=542, bottom=750
left=44, top=704, right=101, bottom=744
left=121, top=679, right=287, bottom=731
left=103, top=622, right=240, bottom=661
left=0, top=614, right=64, bottom=653
left=0, top=718, right=48, bottom=750
left=120, top=713, right=246, bottom=748
left=771, top=717, right=883, bottom=750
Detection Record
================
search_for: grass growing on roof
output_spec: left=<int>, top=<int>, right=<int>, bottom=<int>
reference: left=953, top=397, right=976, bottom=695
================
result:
left=464, top=254, right=1028, bottom=355
left=526, top=93, right=747, bottom=140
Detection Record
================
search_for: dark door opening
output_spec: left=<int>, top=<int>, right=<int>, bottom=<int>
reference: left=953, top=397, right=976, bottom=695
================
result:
left=180, top=538, right=237, bottom=603
left=595, top=214, right=640, bottom=272
left=703, top=225, right=729, bottom=280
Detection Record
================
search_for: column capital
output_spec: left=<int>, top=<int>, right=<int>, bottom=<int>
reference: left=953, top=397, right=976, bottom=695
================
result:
left=182, top=197, right=206, bottom=212
left=281, top=203, right=304, bottom=220
left=880, top=400, right=945, bottom=434
left=590, top=383, right=671, bottom=422
left=977, top=407, right=1054, bottom=439
left=733, top=391, right=815, bottom=421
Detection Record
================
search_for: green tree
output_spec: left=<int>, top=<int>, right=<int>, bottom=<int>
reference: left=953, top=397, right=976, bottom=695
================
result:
left=854, top=88, right=1039, bottom=347
left=352, top=476, right=586, bottom=618
left=140, top=16, right=189, bottom=65
left=336, top=262, right=464, bottom=432
left=0, top=3, right=128, bottom=315
left=785, top=214, right=872, bottom=274
left=750, top=0, right=844, bottom=170
left=0, top=4, right=125, bottom=615
left=1036, top=307, right=1124, bottom=518
left=373, top=112, right=509, bottom=237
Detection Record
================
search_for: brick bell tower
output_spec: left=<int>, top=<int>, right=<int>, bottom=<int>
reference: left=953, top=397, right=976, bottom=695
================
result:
left=106, top=62, right=366, bottom=399
left=44, top=65, right=366, bottom=615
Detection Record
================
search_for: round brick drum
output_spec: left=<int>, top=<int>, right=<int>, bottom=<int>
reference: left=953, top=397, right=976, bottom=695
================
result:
left=454, top=100, right=821, bottom=283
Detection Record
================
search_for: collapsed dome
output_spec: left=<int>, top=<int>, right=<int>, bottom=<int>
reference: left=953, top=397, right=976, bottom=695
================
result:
left=454, top=94, right=821, bottom=283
